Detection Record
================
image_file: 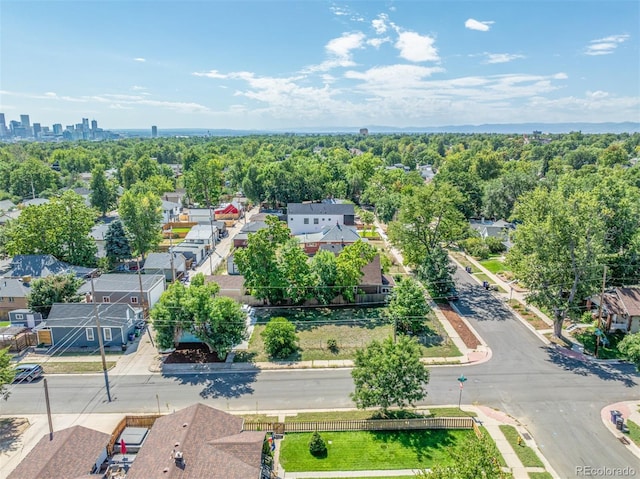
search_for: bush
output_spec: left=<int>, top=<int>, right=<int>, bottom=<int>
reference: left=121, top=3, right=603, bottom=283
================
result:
left=484, top=236, right=507, bottom=254
left=327, top=338, right=338, bottom=353
left=308, top=431, right=328, bottom=457
left=460, top=238, right=490, bottom=259
left=262, top=317, right=298, bottom=359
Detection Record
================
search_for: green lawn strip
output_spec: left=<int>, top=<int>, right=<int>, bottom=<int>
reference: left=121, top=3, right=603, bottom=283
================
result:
left=571, top=329, right=626, bottom=360
left=304, top=477, right=417, bottom=479
left=626, top=419, right=640, bottom=447
left=479, top=258, right=508, bottom=274
left=0, top=321, right=10, bottom=327
left=39, top=361, right=117, bottom=374
left=279, top=429, right=474, bottom=472
left=474, top=273, right=494, bottom=284
left=448, top=252, right=480, bottom=273
left=499, top=425, right=544, bottom=468
left=528, top=473, right=553, bottom=479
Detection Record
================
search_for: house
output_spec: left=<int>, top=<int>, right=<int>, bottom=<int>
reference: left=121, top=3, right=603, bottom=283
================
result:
left=187, top=207, right=215, bottom=224
left=7, top=425, right=110, bottom=479
left=163, top=189, right=186, bottom=206
left=71, top=187, right=92, bottom=206
left=591, top=287, right=640, bottom=334
left=5, top=254, right=98, bottom=279
left=184, top=223, right=217, bottom=248
left=8, top=309, right=43, bottom=328
left=358, top=254, right=395, bottom=295
left=469, top=219, right=514, bottom=240
left=78, top=273, right=166, bottom=309
left=0, top=278, right=31, bottom=319
left=206, top=275, right=260, bottom=305
left=143, top=252, right=187, bottom=282
left=20, top=197, right=49, bottom=208
left=37, top=302, right=141, bottom=348
left=0, top=199, right=16, bottom=213
left=295, top=223, right=362, bottom=255
left=161, top=200, right=182, bottom=224
left=126, top=403, right=268, bottom=479
left=214, top=200, right=243, bottom=220
left=233, top=220, right=271, bottom=248
left=287, top=201, right=355, bottom=235
left=0, top=209, right=21, bottom=225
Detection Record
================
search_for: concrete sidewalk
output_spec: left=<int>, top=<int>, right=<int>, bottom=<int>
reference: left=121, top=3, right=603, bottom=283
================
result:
left=600, top=401, right=640, bottom=460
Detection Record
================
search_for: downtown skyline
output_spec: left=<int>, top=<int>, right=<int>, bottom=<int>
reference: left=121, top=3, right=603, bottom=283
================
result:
left=0, top=1, right=638, bottom=130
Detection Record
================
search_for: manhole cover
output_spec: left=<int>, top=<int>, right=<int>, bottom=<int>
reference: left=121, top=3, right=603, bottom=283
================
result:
left=522, top=433, right=531, bottom=440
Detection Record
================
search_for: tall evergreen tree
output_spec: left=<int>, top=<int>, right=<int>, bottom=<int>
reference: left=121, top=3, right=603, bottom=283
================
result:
left=104, top=220, right=132, bottom=265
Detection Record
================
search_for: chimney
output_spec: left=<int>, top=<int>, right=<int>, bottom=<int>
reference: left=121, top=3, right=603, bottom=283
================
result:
left=85, top=292, right=92, bottom=303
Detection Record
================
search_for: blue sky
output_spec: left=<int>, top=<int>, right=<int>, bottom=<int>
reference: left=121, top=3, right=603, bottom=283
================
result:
left=1, top=1, right=638, bottom=130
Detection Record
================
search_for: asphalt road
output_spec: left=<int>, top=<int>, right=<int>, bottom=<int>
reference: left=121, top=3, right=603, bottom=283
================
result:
left=2, top=266, right=638, bottom=478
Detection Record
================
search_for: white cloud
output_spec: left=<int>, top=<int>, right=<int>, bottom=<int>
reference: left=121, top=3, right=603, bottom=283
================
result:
left=134, top=57, right=146, bottom=62
left=395, top=31, right=439, bottom=62
left=586, top=90, right=609, bottom=99
left=484, top=53, right=525, bottom=64
left=585, top=34, right=629, bottom=55
left=193, top=70, right=229, bottom=79
left=465, top=19, right=494, bottom=32
left=302, top=32, right=366, bottom=73
left=367, top=37, right=390, bottom=48
left=131, top=85, right=147, bottom=91
left=372, top=14, right=389, bottom=34
left=330, top=6, right=349, bottom=16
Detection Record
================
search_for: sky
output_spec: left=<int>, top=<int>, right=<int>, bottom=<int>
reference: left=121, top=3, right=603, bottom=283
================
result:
left=1, top=0, right=639, bottom=130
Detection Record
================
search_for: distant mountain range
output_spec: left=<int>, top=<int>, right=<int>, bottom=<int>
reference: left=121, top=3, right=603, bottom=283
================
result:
left=114, top=122, right=640, bottom=137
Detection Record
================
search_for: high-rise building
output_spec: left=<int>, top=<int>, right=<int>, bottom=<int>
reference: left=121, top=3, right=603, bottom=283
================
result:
left=82, top=118, right=89, bottom=131
left=53, top=124, right=63, bottom=135
left=151, top=125, right=158, bottom=138
left=0, top=113, right=7, bottom=138
left=20, top=114, right=30, bottom=128
left=91, top=119, right=98, bottom=131
left=32, top=123, right=42, bottom=138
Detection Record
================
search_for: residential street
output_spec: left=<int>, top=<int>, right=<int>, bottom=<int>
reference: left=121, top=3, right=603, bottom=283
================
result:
left=1, top=265, right=639, bottom=478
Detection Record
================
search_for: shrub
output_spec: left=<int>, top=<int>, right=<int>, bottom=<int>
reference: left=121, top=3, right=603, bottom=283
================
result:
left=484, top=236, right=507, bottom=254
left=327, top=338, right=338, bottom=353
left=460, top=238, right=490, bottom=259
left=261, top=317, right=298, bottom=359
left=308, top=431, right=328, bottom=457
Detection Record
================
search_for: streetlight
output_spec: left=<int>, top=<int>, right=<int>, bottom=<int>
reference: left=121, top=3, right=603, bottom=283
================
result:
left=457, top=374, right=467, bottom=409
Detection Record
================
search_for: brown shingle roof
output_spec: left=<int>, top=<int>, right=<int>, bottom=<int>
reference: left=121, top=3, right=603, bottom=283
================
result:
left=617, top=287, right=640, bottom=316
left=126, top=403, right=265, bottom=479
left=360, top=255, right=383, bottom=286
left=7, top=425, right=109, bottom=479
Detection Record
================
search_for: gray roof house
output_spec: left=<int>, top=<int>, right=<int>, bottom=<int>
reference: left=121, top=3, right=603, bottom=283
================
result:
left=8, top=309, right=43, bottom=328
left=20, top=197, right=50, bottom=207
left=78, top=273, right=166, bottom=309
left=143, top=252, right=187, bottom=282
left=38, top=302, right=142, bottom=349
left=161, top=200, right=182, bottom=224
left=6, top=254, right=98, bottom=279
left=0, top=278, right=31, bottom=319
left=90, top=223, right=111, bottom=258
left=287, top=202, right=355, bottom=235
left=7, top=425, right=109, bottom=479
left=0, top=199, right=16, bottom=212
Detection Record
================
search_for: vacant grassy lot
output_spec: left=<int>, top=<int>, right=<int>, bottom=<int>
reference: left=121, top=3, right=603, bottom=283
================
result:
left=236, top=307, right=458, bottom=362
left=279, top=429, right=475, bottom=472
left=479, top=257, right=509, bottom=274
left=0, top=321, right=9, bottom=327
left=499, top=425, right=544, bottom=468
left=39, top=361, right=117, bottom=374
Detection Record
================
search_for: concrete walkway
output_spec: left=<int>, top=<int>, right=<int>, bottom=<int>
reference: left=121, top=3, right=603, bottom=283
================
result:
left=600, top=401, right=640, bottom=460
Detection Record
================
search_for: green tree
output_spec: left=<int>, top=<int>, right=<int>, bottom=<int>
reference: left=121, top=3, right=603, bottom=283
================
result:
left=118, top=190, right=162, bottom=259
left=27, top=273, right=84, bottom=318
left=310, top=250, right=339, bottom=304
left=234, top=216, right=291, bottom=304
left=416, top=245, right=457, bottom=300
left=386, top=277, right=430, bottom=335
left=350, top=336, right=429, bottom=414
left=417, top=433, right=504, bottom=479
left=358, top=209, right=375, bottom=232
left=308, top=431, right=328, bottom=458
left=335, top=240, right=378, bottom=302
left=90, top=165, right=117, bottom=217
left=507, top=187, right=605, bottom=337
left=104, top=220, right=132, bottom=266
left=151, top=281, right=193, bottom=350
left=10, top=158, right=59, bottom=198
left=184, top=157, right=222, bottom=207
left=0, top=348, right=16, bottom=400
left=618, top=333, right=640, bottom=371
left=262, top=317, right=298, bottom=359
left=279, top=239, right=315, bottom=305
left=481, top=170, right=538, bottom=220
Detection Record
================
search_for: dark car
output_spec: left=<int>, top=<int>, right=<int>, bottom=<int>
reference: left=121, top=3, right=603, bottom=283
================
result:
left=13, top=364, right=44, bottom=383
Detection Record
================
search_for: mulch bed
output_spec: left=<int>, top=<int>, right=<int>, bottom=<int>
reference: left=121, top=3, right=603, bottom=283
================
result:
left=164, top=343, right=226, bottom=364
left=438, top=304, right=481, bottom=349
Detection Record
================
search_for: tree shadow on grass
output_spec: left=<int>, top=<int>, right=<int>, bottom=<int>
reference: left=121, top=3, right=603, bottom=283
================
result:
left=162, top=370, right=259, bottom=399
left=544, top=345, right=638, bottom=387
left=368, top=429, right=459, bottom=463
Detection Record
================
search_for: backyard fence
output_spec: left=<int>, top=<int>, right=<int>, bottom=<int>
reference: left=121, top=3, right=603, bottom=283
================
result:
left=243, top=417, right=474, bottom=433
left=106, top=414, right=161, bottom=456
left=0, top=331, right=37, bottom=352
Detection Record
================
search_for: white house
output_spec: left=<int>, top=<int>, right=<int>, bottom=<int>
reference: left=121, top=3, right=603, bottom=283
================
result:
left=184, top=224, right=217, bottom=248
left=161, top=200, right=181, bottom=224
left=187, top=208, right=215, bottom=224
left=287, top=202, right=355, bottom=235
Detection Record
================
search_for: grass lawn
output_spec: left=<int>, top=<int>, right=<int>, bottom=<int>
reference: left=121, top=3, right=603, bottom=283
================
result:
left=479, top=257, right=509, bottom=274
left=572, top=329, right=626, bottom=360
left=508, top=300, right=551, bottom=330
left=279, top=429, right=474, bottom=472
left=39, top=361, right=117, bottom=374
left=626, top=419, right=640, bottom=447
left=528, top=473, right=553, bottom=479
left=236, top=307, right=458, bottom=362
left=448, top=252, right=480, bottom=273
left=305, top=477, right=417, bottom=479
left=0, top=321, right=9, bottom=327
left=499, top=425, right=544, bottom=468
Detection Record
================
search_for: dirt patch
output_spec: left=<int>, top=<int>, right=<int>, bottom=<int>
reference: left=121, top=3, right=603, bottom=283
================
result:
left=0, top=417, right=30, bottom=454
left=164, top=343, right=226, bottom=364
left=438, top=304, right=481, bottom=350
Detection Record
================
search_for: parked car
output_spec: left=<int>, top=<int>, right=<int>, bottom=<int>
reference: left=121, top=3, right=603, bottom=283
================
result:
left=13, top=364, right=44, bottom=383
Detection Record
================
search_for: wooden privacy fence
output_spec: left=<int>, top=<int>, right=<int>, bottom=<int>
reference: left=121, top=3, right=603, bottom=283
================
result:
left=0, top=331, right=38, bottom=352
left=243, top=417, right=474, bottom=433
left=106, top=414, right=161, bottom=456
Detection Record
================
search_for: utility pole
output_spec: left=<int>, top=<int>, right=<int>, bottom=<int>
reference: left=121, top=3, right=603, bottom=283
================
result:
left=169, top=228, right=176, bottom=282
left=595, top=265, right=607, bottom=359
left=136, top=259, right=148, bottom=320
left=90, top=277, right=112, bottom=402
left=44, top=378, right=54, bottom=440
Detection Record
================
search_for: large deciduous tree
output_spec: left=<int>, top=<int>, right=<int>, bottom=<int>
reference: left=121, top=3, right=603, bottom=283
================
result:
left=184, top=157, right=222, bottom=207
left=350, top=336, right=429, bottom=414
left=385, top=276, right=430, bottom=335
left=262, top=317, right=299, bottom=359
left=90, top=165, right=117, bottom=217
left=618, top=333, right=640, bottom=371
left=335, top=240, right=378, bottom=303
left=27, top=273, right=84, bottom=318
left=507, top=187, right=605, bottom=337
left=118, top=190, right=162, bottom=260
left=310, top=250, right=339, bottom=305
left=10, top=158, right=59, bottom=198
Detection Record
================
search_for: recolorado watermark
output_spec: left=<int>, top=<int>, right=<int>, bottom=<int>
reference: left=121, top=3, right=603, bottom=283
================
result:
left=576, top=466, right=636, bottom=477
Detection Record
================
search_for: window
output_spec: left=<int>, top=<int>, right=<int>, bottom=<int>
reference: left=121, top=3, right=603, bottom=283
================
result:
left=304, top=218, right=309, bottom=224
left=103, top=328, right=112, bottom=342
left=131, top=296, right=139, bottom=304
left=15, top=313, right=24, bottom=320
left=314, top=218, right=319, bottom=225
left=86, top=328, right=94, bottom=341
left=8, top=297, right=14, bottom=303
left=102, top=297, right=110, bottom=303
left=0, top=297, right=4, bottom=302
